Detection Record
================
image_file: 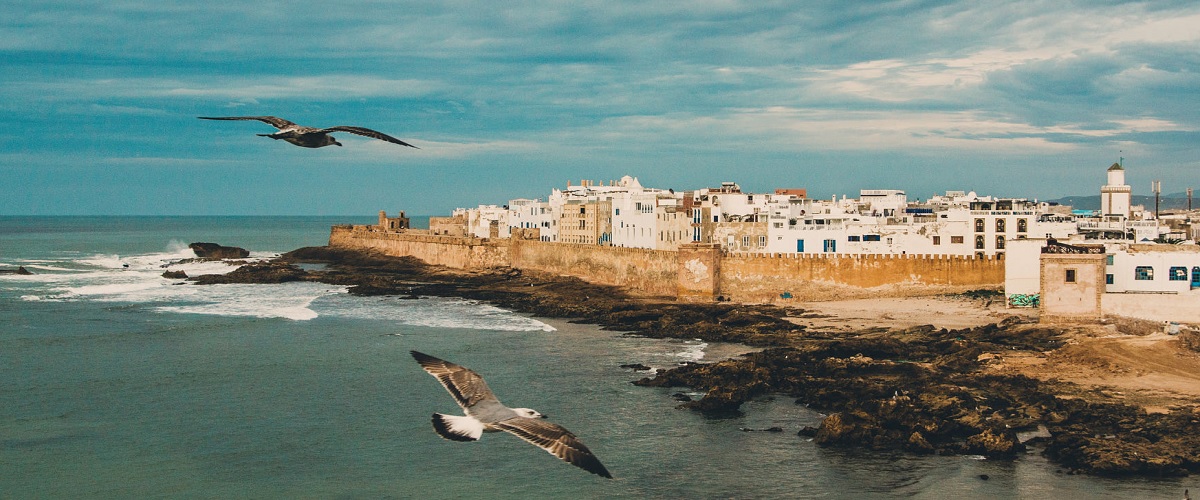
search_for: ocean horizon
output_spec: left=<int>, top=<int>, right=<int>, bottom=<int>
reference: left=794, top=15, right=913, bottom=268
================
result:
left=1, top=216, right=1191, bottom=498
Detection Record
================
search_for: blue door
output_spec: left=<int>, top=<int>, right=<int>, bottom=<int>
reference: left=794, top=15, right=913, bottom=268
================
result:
left=796, top=239, right=805, bottom=253
left=1192, top=266, right=1200, bottom=289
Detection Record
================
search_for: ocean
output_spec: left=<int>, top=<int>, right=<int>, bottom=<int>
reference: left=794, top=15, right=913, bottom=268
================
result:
left=0, top=216, right=1190, bottom=499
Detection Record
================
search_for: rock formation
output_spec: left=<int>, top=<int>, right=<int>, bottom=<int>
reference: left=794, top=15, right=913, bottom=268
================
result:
left=188, top=242, right=250, bottom=260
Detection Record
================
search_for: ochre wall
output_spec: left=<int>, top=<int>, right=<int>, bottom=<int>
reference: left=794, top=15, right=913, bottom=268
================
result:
left=329, top=226, right=508, bottom=269
left=509, top=239, right=679, bottom=297
left=329, top=226, right=1005, bottom=302
left=720, top=253, right=1004, bottom=302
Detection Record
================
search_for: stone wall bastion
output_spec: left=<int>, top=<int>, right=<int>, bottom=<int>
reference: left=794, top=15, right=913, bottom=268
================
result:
left=329, top=225, right=1005, bottom=303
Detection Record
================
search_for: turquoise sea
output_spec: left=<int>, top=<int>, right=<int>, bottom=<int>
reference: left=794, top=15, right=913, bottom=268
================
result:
left=0, top=216, right=1192, bottom=499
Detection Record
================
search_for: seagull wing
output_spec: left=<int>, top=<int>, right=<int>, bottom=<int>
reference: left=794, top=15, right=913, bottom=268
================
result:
left=198, top=116, right=298, bottom=130
left=321, top=126, right=419, bottom=148
left=491, top=417, right=613, bottom=479
left=411, top=351, right=499, bottom=410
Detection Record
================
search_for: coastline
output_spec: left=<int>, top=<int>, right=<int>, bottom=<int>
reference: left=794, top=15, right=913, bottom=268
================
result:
left=192, top=245, right=1200, bottom=478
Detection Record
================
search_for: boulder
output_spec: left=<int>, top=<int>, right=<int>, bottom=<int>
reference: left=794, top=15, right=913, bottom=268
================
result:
left=162, top=270, right=188, bottom=279
left=189, top=242, right=250, bottom=260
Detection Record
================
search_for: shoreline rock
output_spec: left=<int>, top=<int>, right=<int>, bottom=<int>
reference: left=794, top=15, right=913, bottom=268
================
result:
left=188, top=242, right=250, bottom=260
left=187, top=245, right=1200, bottom=478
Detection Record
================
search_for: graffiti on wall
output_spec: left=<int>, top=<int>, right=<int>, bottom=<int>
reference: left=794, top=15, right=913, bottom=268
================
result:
left=1008, top=294, right=1040, bottom=308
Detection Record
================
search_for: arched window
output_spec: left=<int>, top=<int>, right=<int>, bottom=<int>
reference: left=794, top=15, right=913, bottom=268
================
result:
left=974, top=218, right=985, bottom=232
left=1017, top=218, right=1028, bottom=233
left=996, top=219, right=1006, bottom=232
left=975, top=235, right=986, bottom=249
left=996, top=235, right=1006, bottom=249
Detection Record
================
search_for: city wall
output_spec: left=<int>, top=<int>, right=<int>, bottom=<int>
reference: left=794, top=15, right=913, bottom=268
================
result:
left=329, top=226, right=1005, bottom=302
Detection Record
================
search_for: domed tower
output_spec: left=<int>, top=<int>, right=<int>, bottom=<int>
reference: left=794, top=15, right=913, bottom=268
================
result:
left=1100, top=162, right=1131, bottom=219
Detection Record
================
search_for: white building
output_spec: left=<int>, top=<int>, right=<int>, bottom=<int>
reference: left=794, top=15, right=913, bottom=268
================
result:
left=1100, top=162, right=1132, bottom=219
left=507, top=198, right=554, bottom=241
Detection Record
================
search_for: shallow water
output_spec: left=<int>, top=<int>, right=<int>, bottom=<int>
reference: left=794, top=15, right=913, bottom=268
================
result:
left=1, top=217, right=1193, bottom=498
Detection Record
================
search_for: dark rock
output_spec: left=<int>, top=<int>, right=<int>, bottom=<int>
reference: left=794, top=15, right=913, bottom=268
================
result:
left=620, top=363, right=652, bottom=371
left=189, top=242, right=250, bottom=260
left=740, top=427, right=784, bottom=433
left=190, top=262, right=307, bottom=285
left=670, top=392, right=694, bottom=402
left=797, top=426, right=819, bottom=437
left=162, top=270, right=188, bottom=279
left=0, top=266, right=33, bottom=275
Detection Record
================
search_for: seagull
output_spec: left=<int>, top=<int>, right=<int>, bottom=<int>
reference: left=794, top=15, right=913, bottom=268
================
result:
left=197, top=116, right=418, bottom=149
left=410, top=350, right=613, bottom=479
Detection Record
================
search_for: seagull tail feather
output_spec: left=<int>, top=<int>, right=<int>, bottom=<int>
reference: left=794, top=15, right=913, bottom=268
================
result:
left=431, top=413, right=483, bottom=442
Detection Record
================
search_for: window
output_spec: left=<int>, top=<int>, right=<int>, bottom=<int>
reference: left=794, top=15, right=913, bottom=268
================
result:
left=692, top=227, right=701, bottom=242
left=758, top=236, right=766, bottom=246
left=995, top=235, right=1005, bottom=250
left=615, top=208, right=620, bottom=215
left=951, top=236, right=964, bottom=244
left=933, top=236, right=942, bottom=245
left=1065, top=269, right=1076, bottom=283
left=713, top=216, right=719, bottom=223
left=796, top=239, right=805, bottom=253
left=848, top=235, right=861, bottom=242
left=1106, top=274, right=1114, bottom=285
left=823, top=239, right=837, bottom=252
left=1169, top=267, right=1188, bottom=281
left=1017, top=219, right=1028, bottom=233
left=996, top=219, right=1006, bottom=232
left=1135, top=266, right=1154, bottom=280
left=742, top=236, right=751, bottom=247
left=863, top=234, right=881, bottom=242
left=975, top=235, right=985, bottom=249
left=974, top=218, right=985, bottom=232
left=1106, top=255, right=1114, bottom=265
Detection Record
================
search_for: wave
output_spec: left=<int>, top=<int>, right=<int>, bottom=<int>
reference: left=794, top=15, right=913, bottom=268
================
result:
left=315, top=294, right=556, bottom=332
left=155, top=283, right=331, bottom=321
left=7, top=244, right=554, bottom=330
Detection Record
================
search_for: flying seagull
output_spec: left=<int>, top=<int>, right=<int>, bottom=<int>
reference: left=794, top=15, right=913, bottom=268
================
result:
left=197, top=116, right=418, bottom=149
left=410, top=350, right=613, bottom=479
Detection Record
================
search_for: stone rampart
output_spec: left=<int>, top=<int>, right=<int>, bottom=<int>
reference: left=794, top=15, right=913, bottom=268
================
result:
left=329, top=226, right=508, bottom=269
left=510, top=240, right=679, bottom=297
left=329, top=226, right=1004, bottom=302
left=720, top=253, right=1005, bottom=303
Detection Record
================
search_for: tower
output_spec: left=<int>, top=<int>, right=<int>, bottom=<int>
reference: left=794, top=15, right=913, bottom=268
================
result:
left=1100, top=162, right=1132, bottom=219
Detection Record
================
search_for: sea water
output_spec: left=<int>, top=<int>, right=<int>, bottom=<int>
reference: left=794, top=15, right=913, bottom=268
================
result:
left=0, top=216, right=1191, bottom=499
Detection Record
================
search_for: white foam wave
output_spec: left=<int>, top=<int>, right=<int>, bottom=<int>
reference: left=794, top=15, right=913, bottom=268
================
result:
left=156, top=284, right=329, bottom=321
left=675, top=340, right=709, bottom=362
left=316, top=295, right=555, bottom=332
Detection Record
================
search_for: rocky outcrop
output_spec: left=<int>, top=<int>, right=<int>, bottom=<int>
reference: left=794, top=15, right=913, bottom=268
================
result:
left=0, top=266, right=33, bottom=275
left=189, top=242, right=250, bottom=260
left=162, top=270, right=188, bottom=279
left=189, top=262, right=307, bottom=284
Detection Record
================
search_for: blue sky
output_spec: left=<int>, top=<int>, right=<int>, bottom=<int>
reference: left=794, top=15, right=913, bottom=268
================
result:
left=1, top=1, right=1197, bottom=215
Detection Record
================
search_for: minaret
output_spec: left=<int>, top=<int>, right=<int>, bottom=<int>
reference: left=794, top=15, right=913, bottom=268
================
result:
left=1100, top=162, right=1132, bottom=219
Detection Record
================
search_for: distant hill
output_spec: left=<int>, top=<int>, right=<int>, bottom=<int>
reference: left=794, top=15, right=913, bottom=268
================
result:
left=1046, top=193, right=1194, bottom=211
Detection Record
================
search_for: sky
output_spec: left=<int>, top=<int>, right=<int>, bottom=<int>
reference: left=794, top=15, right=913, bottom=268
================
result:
left=1, top=1, right=1197, bottom=215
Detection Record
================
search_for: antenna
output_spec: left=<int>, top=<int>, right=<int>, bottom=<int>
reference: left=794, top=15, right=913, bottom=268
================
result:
left=1152, top=180, right=1161, bottom=219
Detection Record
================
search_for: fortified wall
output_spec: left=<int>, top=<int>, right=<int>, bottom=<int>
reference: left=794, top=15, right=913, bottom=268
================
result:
left=329, top=225, right=1005, bottom=302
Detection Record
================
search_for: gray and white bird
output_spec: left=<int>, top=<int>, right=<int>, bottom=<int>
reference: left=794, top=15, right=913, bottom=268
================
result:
left=198, top=116, right=418, bottom=149
left=410, top=350, right=613, bottom=478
